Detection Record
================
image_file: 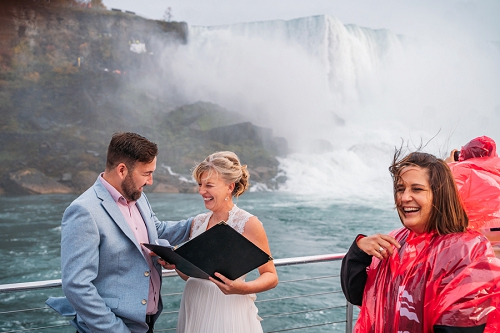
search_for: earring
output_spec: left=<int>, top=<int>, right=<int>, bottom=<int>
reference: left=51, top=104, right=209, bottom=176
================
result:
left=224, top=197, right=228, bottom=201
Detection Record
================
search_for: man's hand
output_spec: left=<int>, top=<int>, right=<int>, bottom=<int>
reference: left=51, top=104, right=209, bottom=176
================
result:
left=148, top=251, right=176, bottom=270
left=444, top=149, right=459, bottom=163
left=158, top=258, right=176, bottom=270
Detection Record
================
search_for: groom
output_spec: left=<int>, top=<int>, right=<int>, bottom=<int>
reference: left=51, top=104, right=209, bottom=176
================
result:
left=48, top=132, right=192, bottom=333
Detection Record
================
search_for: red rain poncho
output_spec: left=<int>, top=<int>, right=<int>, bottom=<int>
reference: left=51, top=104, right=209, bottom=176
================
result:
left=458, top=136, right=497, bottom=162
left=355, top=228, right=500, bottom=333
left=448, top=136, right=500, bottom=230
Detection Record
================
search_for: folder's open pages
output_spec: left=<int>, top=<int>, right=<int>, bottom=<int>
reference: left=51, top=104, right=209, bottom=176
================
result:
left=143, top=221, right=273, bottom=280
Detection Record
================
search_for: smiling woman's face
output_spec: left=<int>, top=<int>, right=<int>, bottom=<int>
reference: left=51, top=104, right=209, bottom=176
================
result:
left=396, top=166, right=433, bottom=234
left=197, top=170, right=233, bottom=213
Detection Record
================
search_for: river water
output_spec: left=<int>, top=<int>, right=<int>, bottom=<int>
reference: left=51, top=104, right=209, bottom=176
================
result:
left=1, top=5, right=498, bottom=331
left=0, top=192, right=400, bottom=332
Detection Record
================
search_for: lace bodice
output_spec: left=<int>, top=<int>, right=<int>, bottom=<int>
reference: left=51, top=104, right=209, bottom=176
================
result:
left=191, top=205, right=253, bottom=238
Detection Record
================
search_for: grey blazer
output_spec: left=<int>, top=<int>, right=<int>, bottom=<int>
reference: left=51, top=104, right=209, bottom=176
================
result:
left=47, top=178, right=192, bottom=333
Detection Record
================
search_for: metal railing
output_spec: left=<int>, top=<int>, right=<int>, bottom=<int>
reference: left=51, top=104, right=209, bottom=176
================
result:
left=0, top=253, right=354, bottom=333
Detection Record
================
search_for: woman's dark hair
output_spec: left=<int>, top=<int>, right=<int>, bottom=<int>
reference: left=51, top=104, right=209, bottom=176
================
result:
left=106, top=132, right=158, bottom=171
left=389, top=150, right=468, bottom=234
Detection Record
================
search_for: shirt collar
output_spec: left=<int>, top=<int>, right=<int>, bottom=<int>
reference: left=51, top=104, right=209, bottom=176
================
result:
left=99, top=173, right=137, bottom=205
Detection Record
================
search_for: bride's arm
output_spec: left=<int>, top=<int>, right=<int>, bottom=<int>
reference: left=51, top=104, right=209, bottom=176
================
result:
left=210, top=216, right=278, bottom=295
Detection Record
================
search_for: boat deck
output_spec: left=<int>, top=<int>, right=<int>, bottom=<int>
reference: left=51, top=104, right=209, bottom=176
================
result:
left=0, top=254, right=355, bottom=333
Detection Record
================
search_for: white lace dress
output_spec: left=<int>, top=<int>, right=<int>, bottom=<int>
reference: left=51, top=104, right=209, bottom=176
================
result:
left=176, top=205, right=263, bottom=333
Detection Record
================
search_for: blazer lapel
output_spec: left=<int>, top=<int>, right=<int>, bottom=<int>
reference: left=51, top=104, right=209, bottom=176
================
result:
left=93, top=179, right=143, bottom=253
left=136, top=196, right=158, bottom=245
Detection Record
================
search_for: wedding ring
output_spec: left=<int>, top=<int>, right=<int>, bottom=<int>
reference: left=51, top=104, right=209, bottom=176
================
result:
left=378, top=247, right=384, bottom=253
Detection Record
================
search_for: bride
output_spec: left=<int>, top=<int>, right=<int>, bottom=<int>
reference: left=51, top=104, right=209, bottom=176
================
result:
left=172, top=151, right=278, bottom=333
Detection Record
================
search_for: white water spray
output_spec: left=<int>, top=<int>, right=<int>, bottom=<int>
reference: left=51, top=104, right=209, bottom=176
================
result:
left=157, top=15, right=500, bottom=202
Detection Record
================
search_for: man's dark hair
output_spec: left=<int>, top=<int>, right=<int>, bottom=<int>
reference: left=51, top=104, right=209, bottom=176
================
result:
left=105, top=132, right=158, bottom=171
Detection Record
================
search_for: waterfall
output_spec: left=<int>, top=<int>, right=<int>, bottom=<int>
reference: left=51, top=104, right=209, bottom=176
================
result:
left=157, top=15, right=500, bottom=199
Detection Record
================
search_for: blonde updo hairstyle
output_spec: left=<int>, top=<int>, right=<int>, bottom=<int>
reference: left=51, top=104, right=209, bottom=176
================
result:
left=192, top=151, right=250, bottom=198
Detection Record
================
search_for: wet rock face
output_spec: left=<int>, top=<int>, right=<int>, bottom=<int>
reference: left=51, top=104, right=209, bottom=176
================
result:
left=6, top=168, right=73, bottom=195
left=0, top=4, right=288, bottom=195
left=0, top=0, right=187, bottom=72
left=70, top=170, right=99, bottom=193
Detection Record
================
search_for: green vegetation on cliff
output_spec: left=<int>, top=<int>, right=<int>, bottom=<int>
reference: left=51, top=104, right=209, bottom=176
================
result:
left=0, top=1, right=287, bottom=195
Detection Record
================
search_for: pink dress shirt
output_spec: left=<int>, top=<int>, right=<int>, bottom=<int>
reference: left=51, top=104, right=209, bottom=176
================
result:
left=99, top=175, right=161, bottom=315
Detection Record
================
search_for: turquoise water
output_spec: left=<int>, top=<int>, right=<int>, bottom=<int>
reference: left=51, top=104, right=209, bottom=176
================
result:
left=0, top=192, right=400, bottom=332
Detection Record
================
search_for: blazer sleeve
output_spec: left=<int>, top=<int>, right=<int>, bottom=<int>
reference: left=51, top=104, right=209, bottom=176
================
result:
left=155, top=216, right=193, bottom=245
left=340, top=235, right=372, bottom=306
left=140, top=194, right=193, bottom=245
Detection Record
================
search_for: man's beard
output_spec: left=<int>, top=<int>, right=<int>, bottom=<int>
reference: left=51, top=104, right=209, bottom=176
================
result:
left=121, top=173, right=143, bottom=201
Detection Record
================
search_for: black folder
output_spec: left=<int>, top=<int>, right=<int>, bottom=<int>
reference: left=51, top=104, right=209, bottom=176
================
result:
left=143, top=221, right=273, bottom=280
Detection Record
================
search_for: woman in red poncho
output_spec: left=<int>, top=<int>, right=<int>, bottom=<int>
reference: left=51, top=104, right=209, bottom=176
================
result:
left=341, top=151, right=500, bottom=333
left=446, top=136, right=500, bottom=257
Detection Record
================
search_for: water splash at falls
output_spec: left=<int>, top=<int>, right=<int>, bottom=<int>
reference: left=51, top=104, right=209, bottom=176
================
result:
left=158, top=15, right=500, bottom=201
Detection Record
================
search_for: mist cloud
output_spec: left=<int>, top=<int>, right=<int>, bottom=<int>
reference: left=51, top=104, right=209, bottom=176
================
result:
left=151, top=14, right=499, bottom=155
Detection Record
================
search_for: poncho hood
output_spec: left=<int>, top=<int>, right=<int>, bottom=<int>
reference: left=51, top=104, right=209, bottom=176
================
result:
left=459, top=135, right=497, bottom=161
left=449, top=154, right=500, bottom=230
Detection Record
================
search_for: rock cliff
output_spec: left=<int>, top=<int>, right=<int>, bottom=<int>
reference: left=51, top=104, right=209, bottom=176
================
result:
left=0, top=1, right=288, bottom=195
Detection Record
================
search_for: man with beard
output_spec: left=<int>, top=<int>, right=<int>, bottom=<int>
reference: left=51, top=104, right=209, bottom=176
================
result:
left=47, top=132, right=192, bottom=333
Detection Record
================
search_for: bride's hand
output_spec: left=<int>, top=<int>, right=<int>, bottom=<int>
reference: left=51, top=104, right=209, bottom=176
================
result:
left=209, top=272, right=248, bottom=295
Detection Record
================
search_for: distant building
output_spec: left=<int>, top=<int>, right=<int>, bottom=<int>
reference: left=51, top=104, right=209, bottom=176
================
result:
left=129, top=42, right=147, bottom=54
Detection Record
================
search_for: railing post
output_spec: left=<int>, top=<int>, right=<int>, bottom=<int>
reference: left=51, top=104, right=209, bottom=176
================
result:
left=345, top=301, right=353, bottom=333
